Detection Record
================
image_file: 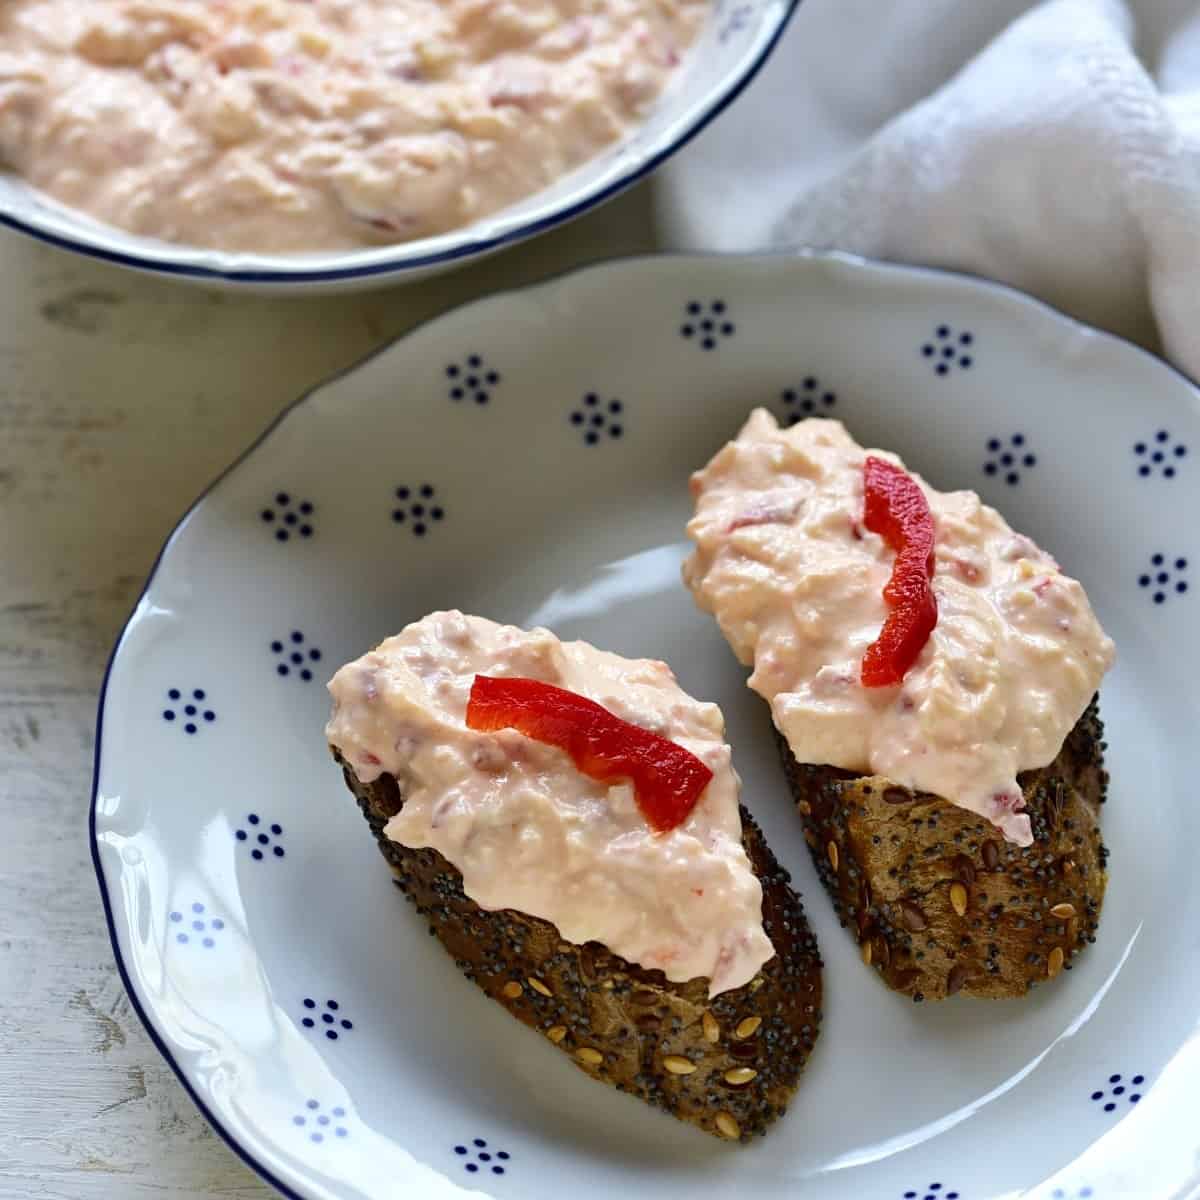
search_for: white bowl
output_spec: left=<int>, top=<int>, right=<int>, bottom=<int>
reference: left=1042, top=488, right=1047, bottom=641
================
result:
left=0, top=2, right=796, bottom=292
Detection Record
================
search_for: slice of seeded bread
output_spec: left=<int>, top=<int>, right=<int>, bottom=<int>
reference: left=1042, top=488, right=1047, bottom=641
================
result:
left=776, top=697, right=1109, bottom=1001
left=333, top=749, right=822, bottom=1142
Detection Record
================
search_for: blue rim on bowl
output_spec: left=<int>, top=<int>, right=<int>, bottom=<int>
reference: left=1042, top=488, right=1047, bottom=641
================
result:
left=0, top=2, right=799, bottom=286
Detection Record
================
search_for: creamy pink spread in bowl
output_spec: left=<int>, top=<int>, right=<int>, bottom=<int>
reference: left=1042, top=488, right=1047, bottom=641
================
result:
left=0, top=0, right=798, bottom=288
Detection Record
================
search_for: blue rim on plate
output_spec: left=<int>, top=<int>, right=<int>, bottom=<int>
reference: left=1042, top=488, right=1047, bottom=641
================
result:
left=90, top=251, right=1200, bottom=1200
left=0, top=2, right=799, bottom=285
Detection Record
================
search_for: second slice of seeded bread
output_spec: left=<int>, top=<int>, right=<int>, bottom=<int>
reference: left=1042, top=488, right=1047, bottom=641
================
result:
left=777, top=697, right=1109, bottom=1000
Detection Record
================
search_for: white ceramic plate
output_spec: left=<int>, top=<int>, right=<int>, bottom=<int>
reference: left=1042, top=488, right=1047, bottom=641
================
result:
left=0, top=0, right=793, bottom=291
left=93, top=253, right=1200, bottom=1200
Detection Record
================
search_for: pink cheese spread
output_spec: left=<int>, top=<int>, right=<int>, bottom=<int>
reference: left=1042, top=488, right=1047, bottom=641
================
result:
left=683, top=411, right=1115, bottom=847
left=0, top=0, right=704, bottom=252
left=326, top=612, right=773, bottom=996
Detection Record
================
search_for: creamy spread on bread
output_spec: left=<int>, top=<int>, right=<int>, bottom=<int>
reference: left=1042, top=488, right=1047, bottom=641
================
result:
left=326, top=612, right=773, bottom=996
left=0, top=0, right=703, bottom=252
left=683, top=411, right=1115, bottom=846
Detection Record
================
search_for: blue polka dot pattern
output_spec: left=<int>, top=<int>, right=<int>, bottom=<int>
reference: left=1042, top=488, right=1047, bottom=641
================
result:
left=454, top=1138, right=511, bottom=1177
left=446, top=354, right=501, bottom=405
left=570, top=394, right=624, bottom=445
left=1091, top=1072, right=1146, bottom=1111
left=301, top=996, right=354, bottom=1041
left=1137, top=555, right=1189, bottom=605
left=901, top=1185, right=959, bottom=1200
left=292, top=1100, right=349, bottom=1143
left=680, top=299, right=735, bottom=351
left=271, top=631, right=323, bottom=682
left=235, top=813, right=285, bottom=861
left=261, top=493, right=315, bottom=542
left=162, top=688, right=215, bottom=735
left=1134, top=429, right=1187, bottom=479
left=983, top=433, right=1037, bottom=486
left=1052, top=1188, right=1095, bottom=1199
left=717, top=1, right=753, bottom=42
left=392, top=483, right=446, bottom=538
left=780, top=376, right=837, bottom=426
left=168, top=902, right=224, bottom=948
left=921, top=325, right=974, bottom=376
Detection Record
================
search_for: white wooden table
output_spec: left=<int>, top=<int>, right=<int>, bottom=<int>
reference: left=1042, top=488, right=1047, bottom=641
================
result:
left=0, top=188, right=655, bottom=1199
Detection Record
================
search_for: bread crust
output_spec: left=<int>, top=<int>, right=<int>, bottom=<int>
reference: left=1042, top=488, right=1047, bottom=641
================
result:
left=776, top=697, right=1109, bottom=1000
left=334, top=750, right=823, bottom=1140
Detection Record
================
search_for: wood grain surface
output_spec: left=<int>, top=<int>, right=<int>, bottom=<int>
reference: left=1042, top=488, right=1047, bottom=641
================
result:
left=0, top=187, right=654, bottom=1200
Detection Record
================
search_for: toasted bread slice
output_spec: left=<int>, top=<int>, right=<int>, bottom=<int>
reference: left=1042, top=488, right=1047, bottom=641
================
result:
left=777, top=697, right=1108, bottom=1000
left=334, top=749, right=822, bottom=1141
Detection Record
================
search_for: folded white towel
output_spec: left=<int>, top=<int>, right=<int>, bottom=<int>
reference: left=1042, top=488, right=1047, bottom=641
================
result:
left=656, top=0, right=1200, bottom=379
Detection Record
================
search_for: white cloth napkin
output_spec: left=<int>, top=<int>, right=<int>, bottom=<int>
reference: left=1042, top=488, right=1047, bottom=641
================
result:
left=655, top=0, right=1200, bottom=379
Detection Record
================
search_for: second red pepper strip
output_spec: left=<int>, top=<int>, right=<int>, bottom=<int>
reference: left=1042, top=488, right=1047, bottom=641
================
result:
left=465, top=675, right=713, bottom=834
left=860, top=456, right=939, bottom=688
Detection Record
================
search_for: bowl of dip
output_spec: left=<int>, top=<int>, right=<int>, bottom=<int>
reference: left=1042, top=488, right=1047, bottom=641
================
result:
left=0, top=0, right=797, bottom=290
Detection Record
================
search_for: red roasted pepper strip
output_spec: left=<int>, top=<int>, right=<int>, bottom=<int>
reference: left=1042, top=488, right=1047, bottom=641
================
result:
left=465, top=675, right=713, bottom=834
left=860, top=456, right=939, bottom=687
